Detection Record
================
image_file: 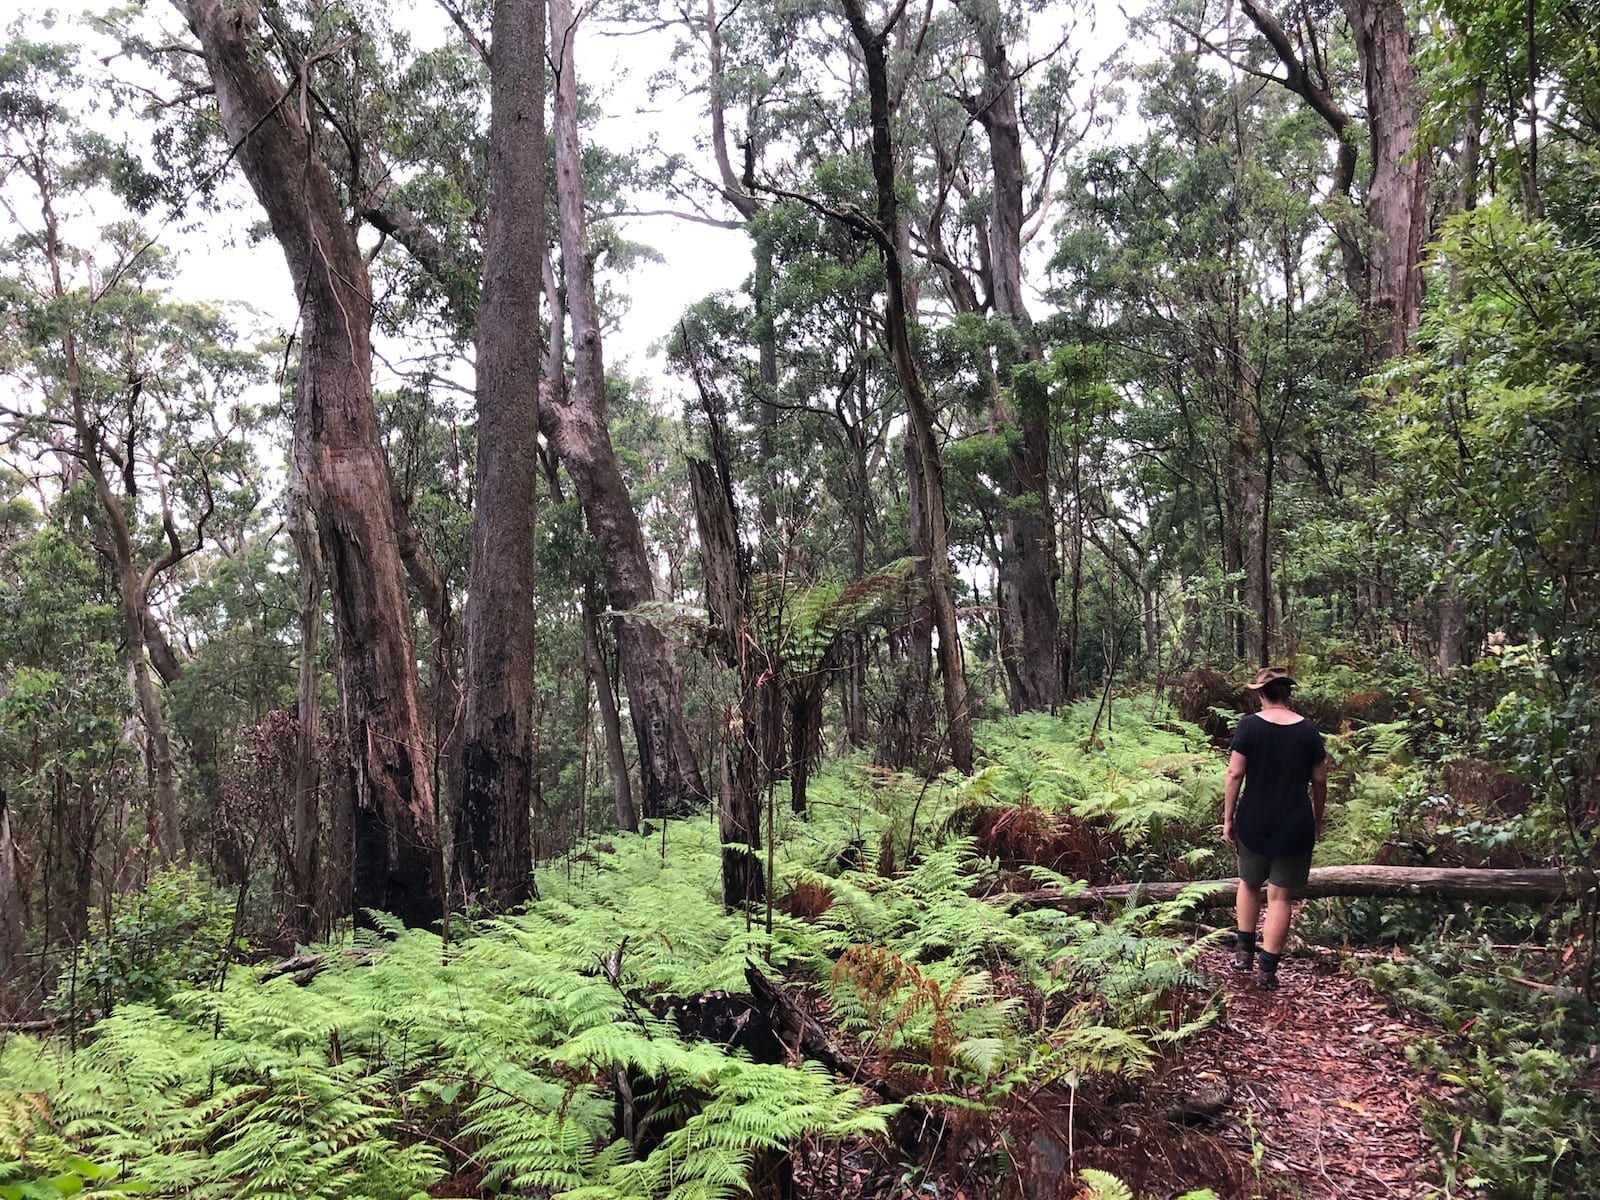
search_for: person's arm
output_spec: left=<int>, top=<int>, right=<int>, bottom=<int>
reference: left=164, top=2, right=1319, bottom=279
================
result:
left=1222, top=750, right=1247, bottom=847
left=1311, top=757, right=1330, bottom=841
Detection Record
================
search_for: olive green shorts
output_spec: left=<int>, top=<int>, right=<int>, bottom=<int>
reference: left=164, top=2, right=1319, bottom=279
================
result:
left=1237, top=845, right=1312, bottom=893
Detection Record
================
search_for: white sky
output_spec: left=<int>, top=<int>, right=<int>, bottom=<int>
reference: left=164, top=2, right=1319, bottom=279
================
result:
left=159, top=4, right=755, bottom=394
left=8, top=0, right=1136, bottom=419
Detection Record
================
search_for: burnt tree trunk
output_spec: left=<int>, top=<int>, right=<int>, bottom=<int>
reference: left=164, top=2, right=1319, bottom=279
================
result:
left=688, top=454, right=767, bottom=911
left=456, top=0, right=546, bottom=911
left=548, top=0, right=708, bottom=819
left=178, top=0, right=441, bottom=925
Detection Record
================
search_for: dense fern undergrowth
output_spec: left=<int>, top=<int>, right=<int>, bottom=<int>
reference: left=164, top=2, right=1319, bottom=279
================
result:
left=2, top=695, right=1595, bottom=1199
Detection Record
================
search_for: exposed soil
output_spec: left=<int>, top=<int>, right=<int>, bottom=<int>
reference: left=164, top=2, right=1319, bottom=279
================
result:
left=1179, top=942, right=1442, bottom=1200
left=790, top=941, right=1446, bottom=1200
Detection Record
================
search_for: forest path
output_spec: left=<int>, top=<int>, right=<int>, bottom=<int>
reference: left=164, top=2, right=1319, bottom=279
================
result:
left=1183, top=944, right=1443, bottom=1200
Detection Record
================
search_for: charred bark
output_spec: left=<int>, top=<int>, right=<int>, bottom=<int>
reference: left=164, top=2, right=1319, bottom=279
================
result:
left=456, top=0, right=546, bottom=911
left=177, top=0, right=441, bottom=925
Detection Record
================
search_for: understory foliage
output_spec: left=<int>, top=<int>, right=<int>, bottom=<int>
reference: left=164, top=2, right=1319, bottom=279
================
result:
left=1368, top=938, right=1598, bottom=1200
left=0, top=712, right=1222, bottom=1199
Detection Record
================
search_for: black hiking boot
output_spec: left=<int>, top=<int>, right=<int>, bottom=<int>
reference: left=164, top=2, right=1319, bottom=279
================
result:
left=1257, top=950, right=1281, bottom=990
left=1231, top=929, right=1256, bottom=972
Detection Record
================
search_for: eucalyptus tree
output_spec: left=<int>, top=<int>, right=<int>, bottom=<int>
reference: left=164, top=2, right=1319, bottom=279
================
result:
left=900, top=0, right=1097, bottom=711
left=839, top=0, right=975, bottom=771
left=1050, top=17, right=1364, bottom=666
left=453, top=0, right=545, bottom=910
left=546, top=0, right=710, bottom=819
left=1227, top=0, right=1430, bottom=360
left=165, top=0, right=443, bottom=924
left=0, top=38, right=274, bottom=866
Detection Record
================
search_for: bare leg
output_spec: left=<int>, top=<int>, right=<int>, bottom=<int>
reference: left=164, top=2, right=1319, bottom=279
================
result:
left=1235, top=878, right=1263, bottom=934
left=1260, top=884, right=1294, bottom=954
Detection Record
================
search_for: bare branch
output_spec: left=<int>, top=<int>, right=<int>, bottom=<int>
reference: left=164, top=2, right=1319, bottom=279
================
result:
left=434, top=0, right=491, bottom=65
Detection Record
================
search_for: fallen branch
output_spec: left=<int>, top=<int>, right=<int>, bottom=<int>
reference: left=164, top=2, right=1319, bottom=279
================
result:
left=1004, top=865, right=1589, bottom=910
left=257, top=952, right=325, bottom=984
left=745, top=964, right=909, bottom=1104
left=0, top=1015, right=75, bottom=1034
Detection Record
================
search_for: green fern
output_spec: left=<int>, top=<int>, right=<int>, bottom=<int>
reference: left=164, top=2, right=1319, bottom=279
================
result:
left=0, top=707, right=1233, bottom=1200
left=1077, top=1168, right=1134, bottom=1200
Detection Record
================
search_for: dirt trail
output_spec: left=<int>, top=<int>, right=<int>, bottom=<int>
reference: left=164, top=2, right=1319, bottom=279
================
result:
left=1184, top=944, right=1442, bottom=1200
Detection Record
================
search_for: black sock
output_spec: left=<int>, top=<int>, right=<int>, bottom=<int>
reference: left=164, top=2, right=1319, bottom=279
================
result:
left=1234, top=929, right=1256, bottom=950
left=1258, top=950, right=1281, bottom=972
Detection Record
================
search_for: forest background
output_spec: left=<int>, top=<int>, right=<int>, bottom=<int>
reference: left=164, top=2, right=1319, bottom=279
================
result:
left=1, top=0, right=1597, bottom=1196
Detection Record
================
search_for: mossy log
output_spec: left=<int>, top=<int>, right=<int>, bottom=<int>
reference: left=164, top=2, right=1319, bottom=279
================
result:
left=1006, top=865, right=1591, bottom=910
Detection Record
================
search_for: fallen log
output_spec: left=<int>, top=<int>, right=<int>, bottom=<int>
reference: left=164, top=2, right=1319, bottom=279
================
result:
left=1005, top=865, right=1591, bottom=910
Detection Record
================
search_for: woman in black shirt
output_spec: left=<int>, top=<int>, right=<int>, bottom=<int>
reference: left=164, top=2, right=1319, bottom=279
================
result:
left=1221, top=667, right=1329, bottom=990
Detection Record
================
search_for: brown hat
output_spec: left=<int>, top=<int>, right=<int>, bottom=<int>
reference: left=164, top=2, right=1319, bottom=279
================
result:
left=1245, top=666, right=1297, bottom=690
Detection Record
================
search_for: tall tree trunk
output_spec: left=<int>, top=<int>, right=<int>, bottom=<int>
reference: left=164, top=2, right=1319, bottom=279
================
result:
left=456, top=0, right=546, bottom=911
left=959, top=1, right=1063, bottom=713
left=547, top=0, right=708, bottom=818
left=287, top=458, right=324, bottom=941
left=582, top=583, right=637, bottom=832
left=1349, top=0, right=1430, bottom=360
left=687, top=455, right=767, bottom=911
left=177, top=0, right=441, bottom=926
left=843, top=0, right=973, bottom=774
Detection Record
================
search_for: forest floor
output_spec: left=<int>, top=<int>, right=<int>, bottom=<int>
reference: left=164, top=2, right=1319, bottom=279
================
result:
left=788, top=938, right=1448, bottom=1200
left=1177, top=941, right=1442, bottom=1200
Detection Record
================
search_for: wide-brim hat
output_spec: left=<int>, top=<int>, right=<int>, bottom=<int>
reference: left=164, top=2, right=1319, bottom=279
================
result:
left=1245, top=666, right=1297, bottom=690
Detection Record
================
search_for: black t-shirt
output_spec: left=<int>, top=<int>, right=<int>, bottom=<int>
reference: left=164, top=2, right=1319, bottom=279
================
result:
left=1230, top=712, right=1326, bottom=857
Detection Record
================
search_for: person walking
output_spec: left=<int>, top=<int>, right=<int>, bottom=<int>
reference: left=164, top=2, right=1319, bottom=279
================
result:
left=1222, top=667, right=1329, bottom=990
